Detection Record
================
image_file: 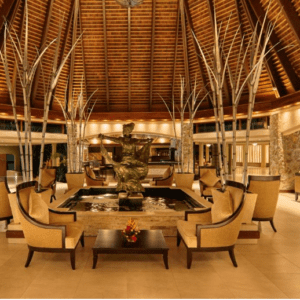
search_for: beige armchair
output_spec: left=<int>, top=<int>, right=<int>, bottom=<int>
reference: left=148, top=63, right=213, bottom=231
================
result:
left=16, top=181, right=84, bottom=269
left=199, top=166, right=222, bottom=198
left=0, top=179, right=12, bottom=224
left=247, top=175, right=281, bottom=232
left=150, top=166, right=174, bottom=186
left=177, top=180, right=245, bottom=269
left=84, top=166, right=108, bottom=187
left=295, top=172, right=300, bottom=201
left=65, top=172, right=85, bottom=191
left=40, top=168, right=57, bottom=203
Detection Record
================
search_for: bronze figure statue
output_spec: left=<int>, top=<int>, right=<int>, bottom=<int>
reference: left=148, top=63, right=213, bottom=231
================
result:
left=99, top=123, right=153, bottom=193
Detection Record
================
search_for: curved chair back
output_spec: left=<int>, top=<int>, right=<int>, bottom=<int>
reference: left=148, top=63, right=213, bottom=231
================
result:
left=40, top=168, right=56, bottom=187
left=247, top=175, right=280, bottom=219
left=0, top=178, right=12, bottom=222
left=84, top=166, right=105, bottom=186
left=154, top=166, right=174, bottom=186
left=65, top=173, right=85, bottom=191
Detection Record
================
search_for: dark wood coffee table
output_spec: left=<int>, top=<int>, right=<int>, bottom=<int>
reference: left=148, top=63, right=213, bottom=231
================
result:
left=92, top=229, right=169, bottom=269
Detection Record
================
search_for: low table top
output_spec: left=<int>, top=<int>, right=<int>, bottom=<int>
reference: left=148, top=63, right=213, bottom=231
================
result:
left=93, top=229, right=169, bottom=250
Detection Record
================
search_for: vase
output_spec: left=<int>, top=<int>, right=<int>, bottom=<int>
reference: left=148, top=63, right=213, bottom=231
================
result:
left=174, top=172, right=194, bottom=190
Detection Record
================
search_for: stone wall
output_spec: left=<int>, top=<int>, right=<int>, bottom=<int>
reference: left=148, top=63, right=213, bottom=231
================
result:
left=270, top=114, right=300, bottom=190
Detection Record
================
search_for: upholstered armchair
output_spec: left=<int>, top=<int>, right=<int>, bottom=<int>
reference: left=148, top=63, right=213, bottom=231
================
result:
left=150, top=166, right=174, bottom=186
left=199, top=166, right=222, bottom=198
left=65, top=172, right=85, bottom=191
left=247, top=175, right=281, bottom=232
left=177, top=180, right=245, bottom=269
left=0, top=179, right=13, bottom=224
left=84, top=165, right=108, bottom=187
left=16, top=181, right=84, bottom=269
left=40, top=168, right=57, bottom=203
left=295, top=172, right=300, bottom=201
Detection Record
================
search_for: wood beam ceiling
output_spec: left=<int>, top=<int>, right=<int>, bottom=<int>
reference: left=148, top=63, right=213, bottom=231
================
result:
left=180, top=0, right=190, bottom=95
left=128, top=7, right=131, bottom=112
left=241, top=0, right=287, bottom=97
left=247, top=0, right=300, bottom=92
left=102, top=0, right=109, bottom=112
left=171, top=0, right=180, bottom=99
left=31, top=0, right=55, bottom=106
left=274, top=0, right=300, bottom=50
left=149, top=0, right=156, bottom=111
left=0, top=0, right=21, bottom=51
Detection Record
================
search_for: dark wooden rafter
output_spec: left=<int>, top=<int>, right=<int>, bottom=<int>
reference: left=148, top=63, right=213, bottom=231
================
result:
left=67, top=0, right=80, bottom=111
left=128, top=7, right=131, bottom=111
left=179, top=0, right=190, bottom=96
left=149, top=0, right=156, bottom=111
left=78, top=1, right=87, bottom=102
left=205, top=0, right=231, bottom=104
left=274, top=0, right=300, bottom=50
left=102, top=0, right=109, bottom=111
left=31, top=0, right=55, bottom=106
left=183, top=0, right=212, bottom=108
left=240, top=0, right=287, bottom=97
left=49, top=0, right=75, bottom=110
left=171, top=0, right=180, bottom=98
left=0, top=0, right=21, bottom=50
left=247, top=0, right=300, bottom=91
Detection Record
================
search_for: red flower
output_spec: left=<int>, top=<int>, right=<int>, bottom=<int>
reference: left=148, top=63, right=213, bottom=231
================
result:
left=131, top=235, right=137, bottom=242
left=126, top=225, right=131, bottom=231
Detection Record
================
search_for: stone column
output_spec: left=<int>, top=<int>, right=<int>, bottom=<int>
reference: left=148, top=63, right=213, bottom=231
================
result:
left=199, top=143, right=204, bottom=166
left=205, top=145, right=210, bottom=163
left=261, top=144, right=267, bottom=168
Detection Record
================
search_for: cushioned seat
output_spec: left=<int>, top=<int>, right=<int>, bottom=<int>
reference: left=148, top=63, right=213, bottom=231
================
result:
left=177, top=180, right=245, bottom=269
left=16, top=181, right=84, bottom=269
left=199, top=166, right=221, bottom=198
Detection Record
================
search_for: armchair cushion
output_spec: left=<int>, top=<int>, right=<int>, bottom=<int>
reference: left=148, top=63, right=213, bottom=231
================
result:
left=41, top=169, right=55, bottom=187
left=211, top=189, right=233, bottom=223
left=200, top=170, right=220, bottom=187
left=29, top=192, right=49, bottom=224
left=51, top=221, right=84, bottom=249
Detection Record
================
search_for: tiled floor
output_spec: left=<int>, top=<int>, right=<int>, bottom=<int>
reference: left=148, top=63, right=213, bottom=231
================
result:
left=1, top=170, right=300, bottom=298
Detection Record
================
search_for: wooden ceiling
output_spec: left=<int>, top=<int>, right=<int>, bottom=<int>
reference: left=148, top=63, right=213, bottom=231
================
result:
left=0, top=0, right=300, bottom=122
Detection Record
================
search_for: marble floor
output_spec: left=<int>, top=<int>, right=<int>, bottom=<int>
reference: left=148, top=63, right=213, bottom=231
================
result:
left=1, top=168, right=300, bottom=298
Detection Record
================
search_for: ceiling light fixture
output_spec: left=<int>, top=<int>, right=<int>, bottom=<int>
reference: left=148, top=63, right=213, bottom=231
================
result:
left=115, top=0, right=143, bottom=8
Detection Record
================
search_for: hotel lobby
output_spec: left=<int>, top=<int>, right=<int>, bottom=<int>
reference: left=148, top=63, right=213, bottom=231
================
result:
left=1, top=0, right=300, bottom=298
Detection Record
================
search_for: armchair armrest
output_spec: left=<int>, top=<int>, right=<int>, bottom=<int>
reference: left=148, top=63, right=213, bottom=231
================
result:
left=185, top=207, right=211, bottom=221
left=49, top=209, right=77, bottom=223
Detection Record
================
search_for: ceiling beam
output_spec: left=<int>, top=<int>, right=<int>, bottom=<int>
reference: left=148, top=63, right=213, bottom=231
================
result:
left=247, top=0, right=300, bottom=92
left=274, top=0, right=300, bottom=50
left=171, top=0, right=180, bottom=99
left=241, top=0, right=287, bottom=97
left=49, top=0, right=75, bottom=110
left=31, top=0, right=55, bottom=107
left=128, top=7, right=131, bottom=112
left=0, top=0, right=21, bottom=51
left=78, top=1, right=88, bottom=103
left=205, top=0, right=231, bottom=105
left=102, top=0, right=109, bottom=112
left=183, top=0, right=212, bottom=108
left=149, top=0, right=156, bottom=111
left=67, top=0, right=80, bottom=111
left=180, top=0, right=190, bottom=96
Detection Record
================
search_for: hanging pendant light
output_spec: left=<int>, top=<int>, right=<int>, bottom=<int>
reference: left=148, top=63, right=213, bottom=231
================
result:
left=114, top=0, right=144, bottom=8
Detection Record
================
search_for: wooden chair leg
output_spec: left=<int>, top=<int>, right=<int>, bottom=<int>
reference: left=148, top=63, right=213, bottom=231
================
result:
left=70, top=250, right=76, bottom=270
left=270, top=219, right=277, bottom=232
left=80, top=233, right=85, bottom=247
left=187, top=249, right=192, bottom=269
left=25, top=249, right=34, bottom=268
left=177, top=231, right=181, bottom=247
left=229, top=248, right=238, bottom=267
left=295, top=193, right=299, bottom=201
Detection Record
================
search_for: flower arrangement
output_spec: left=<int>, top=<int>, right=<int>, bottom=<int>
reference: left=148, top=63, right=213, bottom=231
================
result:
left=122, top=218, right=140, bottom=242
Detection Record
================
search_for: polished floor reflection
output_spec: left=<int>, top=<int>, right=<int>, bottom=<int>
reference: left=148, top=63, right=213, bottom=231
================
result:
left=1, top=177, right=300, bottom=298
